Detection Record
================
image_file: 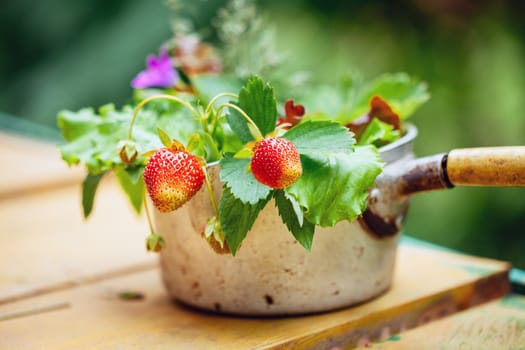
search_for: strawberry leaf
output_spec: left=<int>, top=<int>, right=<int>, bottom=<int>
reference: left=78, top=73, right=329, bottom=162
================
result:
left=275, top=190, right=315, bottom=250
left=219, top=155, right=272, bottom=204
left=57, top=103, right=200, bottom=175
left=201, top=132, right=221, bottom=162
left=357, top=118, right=400, bottom=146
left=186, top=133, right=204, bottom=155
left=219, top=186, right=271, bottom=255
left=354, top=73, right=430, bottom=121
left=82, top=172, right=105, bottom=218
left=58, top=103, right=200, bottom=217
left=58, top=108, right=99, bottom=142
left=114, top=166, right=144, bottom=214
left=283, top=120, right=355, bottom=156
left=302, top=73, right=429, bottom=126
left=287, top=145, right=383, bottom=227
left=227, top=76, right=277, bottom=143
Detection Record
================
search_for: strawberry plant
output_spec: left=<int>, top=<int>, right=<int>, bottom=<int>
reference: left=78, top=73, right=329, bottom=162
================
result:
left=57, top=0, right=429, bottom=255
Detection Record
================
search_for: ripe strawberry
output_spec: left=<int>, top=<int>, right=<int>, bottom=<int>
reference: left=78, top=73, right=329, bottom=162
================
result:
left=143, top=148, right=205, bottom=212
left=250, top=137, right=302, bottom=189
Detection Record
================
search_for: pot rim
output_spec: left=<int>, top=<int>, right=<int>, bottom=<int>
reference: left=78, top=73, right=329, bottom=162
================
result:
left=379, top=123, right=418, bottom=153
left=379, top=123, right=418, bottom=164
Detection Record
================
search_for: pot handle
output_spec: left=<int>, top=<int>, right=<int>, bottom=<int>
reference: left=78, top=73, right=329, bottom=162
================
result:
left=362, top=146, right=525, bottom=238
left=445, top=146, right=525, bottom=187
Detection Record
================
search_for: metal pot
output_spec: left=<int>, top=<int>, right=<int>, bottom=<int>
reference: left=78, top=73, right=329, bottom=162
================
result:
left=153, top=125, right=525, bottom=315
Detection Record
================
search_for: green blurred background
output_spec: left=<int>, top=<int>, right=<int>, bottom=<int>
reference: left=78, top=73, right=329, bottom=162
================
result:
left=1, top=0, right=524, bottom=266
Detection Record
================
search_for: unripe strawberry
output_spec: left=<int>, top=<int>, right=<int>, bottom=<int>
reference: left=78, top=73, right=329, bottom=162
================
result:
left=144, top=148, right=205, bottom=212
left=251, top=137, right=302, bottom=189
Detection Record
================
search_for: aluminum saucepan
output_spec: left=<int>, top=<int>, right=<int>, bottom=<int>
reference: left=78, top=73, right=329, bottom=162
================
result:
left=153, top=125, right=525, bottom=315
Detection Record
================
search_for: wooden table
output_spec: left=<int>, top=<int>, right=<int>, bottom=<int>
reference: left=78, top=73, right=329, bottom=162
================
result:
left=1, top=131, right=523, bottom=349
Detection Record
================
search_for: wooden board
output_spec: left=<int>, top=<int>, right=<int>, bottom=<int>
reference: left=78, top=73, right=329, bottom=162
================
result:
left=0, top=131, right=514, bottom=349
left=0, top=242, right=510, bottom=350
left=0, top=133, right=156, bottom=304
left=360, top=294, right=525, bottom=349
left=0, top=132, right=84, bottom=199
left=0, top=176, right=156, bottom=304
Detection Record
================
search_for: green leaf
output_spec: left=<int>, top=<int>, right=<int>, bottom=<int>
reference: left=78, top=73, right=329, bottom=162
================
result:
left=233, top=147, right=253, bottom=159
left=186, top=133, right=204, bottom=155
left=275, top=190, right=315, bottom=250
left=57, top=102, right=202, bottom=218
left=357, top=118, right=400, bottom=146
left=300, top=83, right=352, bottom=122
left=114, top=166, right=144, bottom=214
left=227, top=76, right=277, bottom=143
left=118, top=290, right=145, bottom=300
left=219, top=186, right=270, bottom=255
left=201, top=132, right=221, bottom=162
left=282, top=120, right=383, bottom=228
left=219, top=155, right=272, bottom=204
left=186, top=132, right=221, bottom=162
left=283, top=120, right=355, bottom=156
left=209, top=116, right=244, bottom=154
left=82, top=172, right=105, bottom=218
left=349, top=73, right=430, bottom=122
left=57, top=108, right=99, bottom=142
left=157, top=127, right=172, bottom=148
left=287, top=145, right=383, bottom=227
left=192, top=74, right=243, bottom=104
left=57, top=103, right=200, bottom=175
left=57, top=108, right=123, bottom=173
left=302, top=73, right=429, bottom=125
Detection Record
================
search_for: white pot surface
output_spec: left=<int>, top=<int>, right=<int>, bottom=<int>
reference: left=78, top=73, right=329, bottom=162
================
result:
left=154, top=167, right=399, bottom=315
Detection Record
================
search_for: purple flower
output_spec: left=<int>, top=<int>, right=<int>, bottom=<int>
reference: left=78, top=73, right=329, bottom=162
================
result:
left=131, top=50, right=179, bottom=89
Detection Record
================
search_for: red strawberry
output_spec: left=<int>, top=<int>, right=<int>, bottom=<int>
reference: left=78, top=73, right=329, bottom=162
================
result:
left=250, top=137, right=302, bottom=189
left=143, top=148, right=205, bottom=212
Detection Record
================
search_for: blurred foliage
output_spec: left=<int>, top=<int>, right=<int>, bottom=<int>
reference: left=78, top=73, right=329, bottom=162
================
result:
left=1, top=0, right=523, bottom=267
left=261, top=0, right=525, bottom=268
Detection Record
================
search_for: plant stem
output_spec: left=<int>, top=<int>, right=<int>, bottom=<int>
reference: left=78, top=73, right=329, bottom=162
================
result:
left=203, top=167, right=219, bottom=218
left=205, top=92, right=238, bottom=116
left=128, top=94, right=201, bottom=141
left=143, top=192, right=156, bottom=235
left=216, top=103, right=263, bottom=140
left=205, top=93, right=239, bottom=139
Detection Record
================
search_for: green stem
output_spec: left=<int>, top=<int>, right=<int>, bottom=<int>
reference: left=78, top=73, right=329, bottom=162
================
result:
left=216, top=103, right=263, bottom=140
left=128, top=94, right=201, bottom=141
left=204, top=92, right=238, bottom=116
left=143, top=192, right=156, bottom=235
left=205, top=93, right=239, bottom=139
left=203, top=167, right=219, bottom=218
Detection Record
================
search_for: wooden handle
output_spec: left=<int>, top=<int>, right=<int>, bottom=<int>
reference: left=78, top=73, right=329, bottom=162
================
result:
left=446, top=147, right=525, bottom=187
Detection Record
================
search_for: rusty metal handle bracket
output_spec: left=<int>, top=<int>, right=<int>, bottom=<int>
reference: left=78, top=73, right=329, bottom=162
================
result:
left=361, top=146, right=525, bottom=238
left=360, top=154, right=450, bottom=238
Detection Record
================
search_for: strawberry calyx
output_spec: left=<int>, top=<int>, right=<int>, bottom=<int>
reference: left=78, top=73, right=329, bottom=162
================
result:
left=146, top=233, right=166, bottom=252
left=118, top=140, right=139, bottom=164
left=168, top=139, right=186, bottom=152
left=201, top=216, right=230, bottom=254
